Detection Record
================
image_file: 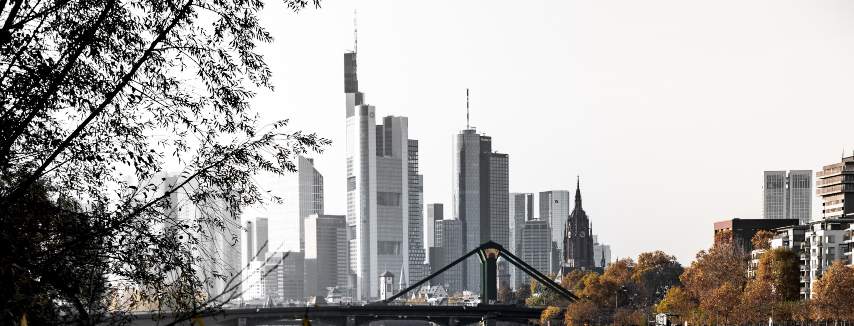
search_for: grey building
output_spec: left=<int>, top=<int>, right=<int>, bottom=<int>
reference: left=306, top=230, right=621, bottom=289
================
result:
left=345, top=50, right=415, bottom=299
left=509, top=193, right=534, bottom=289
left=303, top=214, right=347, bottom=298
left=296, top=156, right=324, bottom=252
left=434, top=218, right=464, bottom=293
left=816, top=156, right=854, bottom=220
left=540, top=190, right=571, bottom=271
left=254, top=217, right=269, bottom=261
left=763, top=170, right=812, bottom=224
left=521, top=219, right=551, bottom=285
left=264, top=251, right=304, bottom=302
left=425, top=203, right=444, bottom=250
left=592, top=235, right=611, bottom=268
left=453, top=128, right=510, bottom=293
left=245, top=220, right=254, bottom=264
left=407, top=140, right=427, bottom=287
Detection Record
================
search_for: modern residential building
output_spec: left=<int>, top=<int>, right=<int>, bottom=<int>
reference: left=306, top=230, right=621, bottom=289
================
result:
left=344, top=49, right=417, bottom=299
left=425, top=203, right=444, bottom=250
left=407, top=140, right=427, bottom=287
left=453, top=128, right=510, bottom=293
left=769, top=224, right=809, bottom=296
left=521, top=219, right=551, bottom=285
left=713, top=218, right=799, bottom=253
left=540, top=190, right=571, bottom=271
left=763, top=170, right=812, bottom=224
left=592, top=235, right=611, bottom=268
left=803, top=219, right=849, bottom=298
left=303, top=214, right=347, bottom=298
left=434, top=218, right=464, bottom=293
left=509, top=193, right=534, bottom=289
left=563, top=178, right=594, bottom=270
left=816, top=156, right=854, bottom=220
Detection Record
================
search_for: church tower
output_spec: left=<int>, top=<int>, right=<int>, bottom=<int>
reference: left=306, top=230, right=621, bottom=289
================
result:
left=563, top=177, right=595, bottom=269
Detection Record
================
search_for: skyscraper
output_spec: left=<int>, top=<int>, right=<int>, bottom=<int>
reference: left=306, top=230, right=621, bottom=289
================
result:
left=563, top=177, right=594, bottom=270
left=425, top=203, right=444, bottom=250
left=434, top=218, right=464, bottom=293
left=509, top=193, right=534, bottom=288
left=521, top=219, right=551, bottom=285
left=453, top=128, right=510, bottom=292
left=763, top=170, right=812, bottom=224
left=592, top=235, right=611, bottom=268
left=540, top=190, right=570, bottom=273
left=254, top=217, right=268, bottom=261
left=303, top=214, right=347, bottom=298
left=407, top=140, right=427, bottom=287
left=816, top=156, right=854, bottom=220
left=296, top=156, right=324, bottom=252
left=345, top=49, right=415, bottom=299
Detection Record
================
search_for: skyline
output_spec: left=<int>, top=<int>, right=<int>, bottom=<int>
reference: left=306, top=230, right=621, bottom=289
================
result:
left=246, top=0, right=854, bottom=264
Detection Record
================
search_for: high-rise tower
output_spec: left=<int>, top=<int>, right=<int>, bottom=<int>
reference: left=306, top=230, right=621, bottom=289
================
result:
left=763, top=170, right=812, bottom=224
left=453, top=126, right=510, bottom=292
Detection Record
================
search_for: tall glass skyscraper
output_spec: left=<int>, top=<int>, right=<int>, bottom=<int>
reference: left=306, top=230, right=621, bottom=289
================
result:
left=344, top=50, right=418, bottom=300
left=453, top=128, right=510, bottom=292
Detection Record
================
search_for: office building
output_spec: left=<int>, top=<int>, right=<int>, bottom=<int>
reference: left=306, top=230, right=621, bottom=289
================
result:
left=407, top=140, right=427, bottom=287
left=521, top=219, right=551, bottom=285
left=425, top=203, right=444, bottom=250
left=294, top=156, right=324, bottom=252
left=245, top=220, right=254, bottom=264
left=592, top=235, right=611, bottom=268
left=713, top=218, right=799, bottom=253
left=304, top=214, right=347, bottom=298
left=509, top=193, right=534, bottom=289
left=434, top=218, right=464, bottom=293
left=563, top=178, right=594, bottom=270
left=540, top=190, right=571, bottom=271
left=763, top=170, right=812, bottom=224
left=816, top=156, right=854, bottom=220
left=254, top=217, right=269, bottom=261
left=345, top=49, right=417, bottom=299
left=161, top=174, right=241, bottom=302
left=262, top=251, right=304, bottom=302
left=453, top=128, right=510, bottom=292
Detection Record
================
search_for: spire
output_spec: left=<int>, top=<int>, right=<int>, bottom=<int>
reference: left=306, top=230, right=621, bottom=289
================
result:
left=466, top=88, right=470, bottom=129
left=353, top=9, right=358, bottom=53
left=575, top=175, right=582, bottom=210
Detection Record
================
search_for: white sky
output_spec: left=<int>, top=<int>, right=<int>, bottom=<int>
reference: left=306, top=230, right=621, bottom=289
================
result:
left=247, top=0, right=854, bottom=264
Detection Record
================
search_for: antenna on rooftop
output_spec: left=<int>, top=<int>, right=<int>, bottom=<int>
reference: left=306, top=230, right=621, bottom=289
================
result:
left=466, top=88, right=470, bottom=129
left=353, top=9, right=358, bottom=53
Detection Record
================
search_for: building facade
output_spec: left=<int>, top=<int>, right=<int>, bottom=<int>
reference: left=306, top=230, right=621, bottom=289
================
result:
left=344, top=50, right=416, bottom=299
left=303, top=214, right=347, bottom=298
left=540, top=190, right=571, bottom=271
left=713, top=218, right=799, bottom=253
left=407, top=140, right=427, bottom=287
left=763, top=170, right=812, bottom=224
left=296, top=156, right=324, bottom=252
left=816, top=156, right=854, bottom=220
left=509, top=193, right=534, bottom=289
left=563, top=178, right=594, bottom=270
left=592, top=235, right=612, bottom=268
left=453, top=128, right=510, bottom=293
left=425, top=203, right=444, bottom=250
left=521, top=219, right=551, bottom=285
left=434, top=218, right=464, bottom=293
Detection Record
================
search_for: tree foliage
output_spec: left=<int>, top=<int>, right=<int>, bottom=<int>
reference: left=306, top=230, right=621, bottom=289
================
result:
left=751, top=230, right=774, bottom=251
left=811, top=261, right=854, bottom=322
left=0, top=0, right=326, bottom=324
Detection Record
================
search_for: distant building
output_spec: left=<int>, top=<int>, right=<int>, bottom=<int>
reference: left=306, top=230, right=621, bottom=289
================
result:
left=713, top=218, right=799, bottom=253
left=407, top=140, right=427, bottom=287
left=254, top=217, right=269, bottom=261
left=509, top=193, right=534, bottom=289
left=263, top=251, right=304, bottom=302
left=453, top=128, right=510, bottom=292
left=769, top=224, right=808, bottom=297
left=425, top=203, right=444, bottom=250
left=434, top=218, right=464, bottom=293
left=592, top=235, right=611, bottom=268
left=816, top=156, right=854, bottom=220
left=296, top=156, right=324, bottom=252
left=303, top=214, right=347, bottom=298
left=803, top=219, right=849, bottom=298
left=563, top=178, right=594, bottom=270
left=763, top=170, right=812, bottom=224
left=540, top=190, right=571, bottom=272
left=521, top=219, right=551, bottom=285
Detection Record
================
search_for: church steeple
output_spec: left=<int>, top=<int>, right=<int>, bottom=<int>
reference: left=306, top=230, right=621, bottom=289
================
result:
left=575, top=175, right=582, bottom=210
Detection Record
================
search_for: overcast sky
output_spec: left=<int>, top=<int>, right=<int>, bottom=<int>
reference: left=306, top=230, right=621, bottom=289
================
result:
left=246, top=0, right=854, bottom=264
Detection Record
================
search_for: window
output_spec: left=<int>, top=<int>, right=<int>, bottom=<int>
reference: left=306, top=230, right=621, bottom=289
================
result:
left=377, top=192, right=400, bottom=206
left=378, top=241, right=400, bottom=255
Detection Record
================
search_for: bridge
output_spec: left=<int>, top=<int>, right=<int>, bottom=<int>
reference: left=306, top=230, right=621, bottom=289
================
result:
left=126, top=241, right=578, bottom=326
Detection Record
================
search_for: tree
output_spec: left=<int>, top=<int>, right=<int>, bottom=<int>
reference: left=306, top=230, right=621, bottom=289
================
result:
left=633, top=251, right=683, bottom=308
left=751, top=230, right=774, bottom=251
left=699, top=281, right=740, bottom=325
left=756, top=247, right=799, bottom=301
left=655, top=286, right=695, bottom=318
left=0, top=0, right=326, bottom=324
left=498, top=282, right=514, bottom=304
left=564, top=301, right=599, bottom=326
left=680, top=241, right=746, bottom=301
left=811, top=261, right=854, bottom=324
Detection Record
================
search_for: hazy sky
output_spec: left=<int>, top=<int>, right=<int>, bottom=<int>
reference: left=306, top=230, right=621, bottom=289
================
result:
left=247, top=0, right=854, bottom=264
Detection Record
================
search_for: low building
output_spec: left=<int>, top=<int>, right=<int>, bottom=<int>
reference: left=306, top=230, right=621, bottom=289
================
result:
left=803, top=219, right=850, bottom=299
left=713, top=218, right=799, bottom=253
